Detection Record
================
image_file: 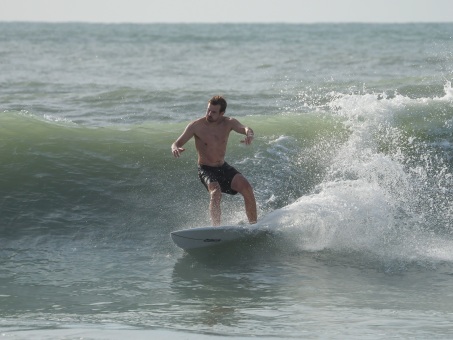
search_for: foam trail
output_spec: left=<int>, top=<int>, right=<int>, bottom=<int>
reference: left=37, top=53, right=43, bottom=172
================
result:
left=260, top=83, right=453, bottom=265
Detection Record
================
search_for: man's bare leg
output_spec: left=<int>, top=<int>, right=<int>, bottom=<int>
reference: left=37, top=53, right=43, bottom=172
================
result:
left=207, top=182, right=222, bottom=226
left=231, top=174, right=257, bottom=224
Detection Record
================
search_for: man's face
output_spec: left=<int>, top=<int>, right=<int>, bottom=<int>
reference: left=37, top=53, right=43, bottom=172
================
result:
left=206, top=103, right=223, bottom=123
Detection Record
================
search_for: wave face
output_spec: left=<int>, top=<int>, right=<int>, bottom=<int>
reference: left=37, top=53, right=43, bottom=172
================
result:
left=2, top=84, right=452, bottom=265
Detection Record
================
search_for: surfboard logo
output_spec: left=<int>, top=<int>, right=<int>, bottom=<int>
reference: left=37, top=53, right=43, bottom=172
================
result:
left=203, top=238, right=221, bottom=243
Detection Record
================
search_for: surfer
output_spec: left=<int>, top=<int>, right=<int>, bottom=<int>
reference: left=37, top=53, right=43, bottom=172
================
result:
left=171, top=95, right=257, bottom=226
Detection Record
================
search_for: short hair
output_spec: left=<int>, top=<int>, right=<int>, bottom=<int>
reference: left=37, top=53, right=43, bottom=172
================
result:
left=208, top=95, right=227, bottom=113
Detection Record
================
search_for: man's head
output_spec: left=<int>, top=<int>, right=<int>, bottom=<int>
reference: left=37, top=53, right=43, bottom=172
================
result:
left=208, top=96, right=227, bottom=113
left=206, top=95, right=227, bottom=123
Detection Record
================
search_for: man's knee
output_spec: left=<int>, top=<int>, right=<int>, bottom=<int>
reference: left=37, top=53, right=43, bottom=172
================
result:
left=231, top=174, right=253, bottom=194
left=208, top=183, right=222, bottom=200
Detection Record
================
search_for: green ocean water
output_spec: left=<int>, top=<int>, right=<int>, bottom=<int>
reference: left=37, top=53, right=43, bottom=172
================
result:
left=1, top=23, right=453, bottom=339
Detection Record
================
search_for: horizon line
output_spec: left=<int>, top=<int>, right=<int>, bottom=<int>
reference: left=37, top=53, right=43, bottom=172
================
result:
left=2, top=20, right=453, bottom=25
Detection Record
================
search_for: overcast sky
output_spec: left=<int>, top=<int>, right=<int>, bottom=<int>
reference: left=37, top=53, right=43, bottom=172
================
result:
left=1, top=0, right=452, bottom=23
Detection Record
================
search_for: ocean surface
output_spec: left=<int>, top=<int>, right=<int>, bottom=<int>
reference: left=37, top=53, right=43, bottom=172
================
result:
left=1, top=22, right=453, bottom=339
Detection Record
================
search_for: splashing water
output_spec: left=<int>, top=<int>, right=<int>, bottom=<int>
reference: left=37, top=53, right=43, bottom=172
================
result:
left=261, top=82, right=453, bottom=267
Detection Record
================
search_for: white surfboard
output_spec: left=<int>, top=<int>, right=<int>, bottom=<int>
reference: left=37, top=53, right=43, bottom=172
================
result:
left=170, top=225, right=265, bottom=250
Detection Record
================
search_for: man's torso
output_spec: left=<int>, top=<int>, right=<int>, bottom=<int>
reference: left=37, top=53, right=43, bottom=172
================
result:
left=193, top=117, right=234, bottom=166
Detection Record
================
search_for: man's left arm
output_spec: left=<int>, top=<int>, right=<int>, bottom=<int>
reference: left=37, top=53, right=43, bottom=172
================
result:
left=231, top=118, right=254, bottom=145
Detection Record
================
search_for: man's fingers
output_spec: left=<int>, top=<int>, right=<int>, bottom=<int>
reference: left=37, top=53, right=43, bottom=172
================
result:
left=172, top=147, right=185, bottom=157
left=240, top=137, right=253, bottom=145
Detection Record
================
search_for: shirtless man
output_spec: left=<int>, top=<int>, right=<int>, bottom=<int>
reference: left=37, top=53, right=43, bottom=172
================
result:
left=171, top=95, right=257, bottom=226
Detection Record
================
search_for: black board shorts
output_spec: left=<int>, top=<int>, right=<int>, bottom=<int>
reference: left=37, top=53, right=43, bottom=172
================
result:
left=198, top=162, right=240, bottom=195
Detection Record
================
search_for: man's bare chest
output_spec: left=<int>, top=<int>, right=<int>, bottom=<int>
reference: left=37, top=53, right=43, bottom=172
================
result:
left=196, top=126, right=231, bottom=145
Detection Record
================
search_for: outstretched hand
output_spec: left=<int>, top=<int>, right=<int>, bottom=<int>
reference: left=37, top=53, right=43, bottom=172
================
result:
left=172, top=146, right=186, bottom=158
left=241, top=129, right=254, bottom=145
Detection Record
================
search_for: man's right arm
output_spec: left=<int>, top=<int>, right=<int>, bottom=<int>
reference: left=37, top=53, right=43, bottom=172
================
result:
left=171, top=122, right=196, bottom=158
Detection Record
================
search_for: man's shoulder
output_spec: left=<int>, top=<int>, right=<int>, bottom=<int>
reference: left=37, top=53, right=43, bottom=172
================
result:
left=223, top=116, right=239, bottom=124
left=188, top=117, right=205, bottom=127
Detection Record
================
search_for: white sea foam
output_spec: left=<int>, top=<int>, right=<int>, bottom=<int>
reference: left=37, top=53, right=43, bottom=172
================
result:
left=260, top=83, right=453, bottom=265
